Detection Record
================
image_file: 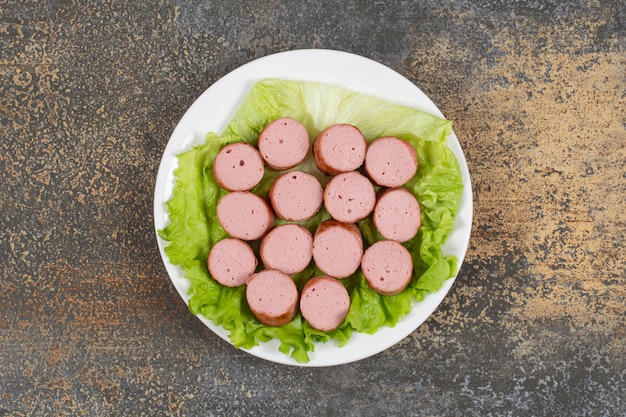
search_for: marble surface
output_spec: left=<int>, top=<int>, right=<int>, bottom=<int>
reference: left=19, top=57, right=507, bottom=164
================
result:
left=1, top=1, right=624, bottom=415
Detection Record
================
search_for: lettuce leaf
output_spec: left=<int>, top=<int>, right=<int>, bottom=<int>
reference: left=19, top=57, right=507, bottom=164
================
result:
left=159, top=78, right=464, bottom=363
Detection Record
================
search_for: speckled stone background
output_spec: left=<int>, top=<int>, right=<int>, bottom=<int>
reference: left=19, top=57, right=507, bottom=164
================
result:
left=1, top=1, right=624, bottom=416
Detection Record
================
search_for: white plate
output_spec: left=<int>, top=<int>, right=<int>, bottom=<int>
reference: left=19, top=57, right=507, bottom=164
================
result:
left=153, top=49, right=473, bottom=367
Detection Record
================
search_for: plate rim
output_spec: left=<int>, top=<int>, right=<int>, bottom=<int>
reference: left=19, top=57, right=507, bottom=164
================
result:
left=153, top=48, right=473, bottom=367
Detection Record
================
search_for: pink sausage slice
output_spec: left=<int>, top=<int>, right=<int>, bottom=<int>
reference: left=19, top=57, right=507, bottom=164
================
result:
left=323, top=171, right=376, bottom=223
left=260, top=224, right=313, bottom=275
left=313, top=124, right=367, bottom=175
left=213, top=142, right=265, bottom=191
left=217, top=191, right=274, bottom=240
left=361, top=240, right=413, bottom=296
left=246, top=269, right=298, bottom=327
left=208, top=238, right=258, bottom=287
left=365, top=136, right=418, bottom=187
left=269, top=171, right=323, bottom=221
left=258, top=117, right=310, bottom=170
left=300, top=276, right=350, bottom=332
left=312, top=220, right=363, bottom=279
left=373, top=187, right=421, bottom=242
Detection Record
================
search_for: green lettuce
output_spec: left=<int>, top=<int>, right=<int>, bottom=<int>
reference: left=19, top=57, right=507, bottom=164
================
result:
left=158, top=78, right=463, bottom=363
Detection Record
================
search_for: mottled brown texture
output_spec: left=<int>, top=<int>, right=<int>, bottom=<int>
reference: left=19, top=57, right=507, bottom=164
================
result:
left=1, top=0, right=624, bottom=416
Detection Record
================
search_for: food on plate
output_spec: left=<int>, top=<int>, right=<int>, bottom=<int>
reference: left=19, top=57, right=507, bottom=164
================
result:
left=365, top=136, right=419, bottom=187
left=361, top=240, right=413, bottom=296
left=158, top=78, right=464, bottom=363
left=260, top=224, right=313, bottom=275
left=246, top=269, right=299, bottom=326
left=373, top=187, right=422, bottom=242
left=212, top=142, right=265, bottom=191
left=313, top=124, right=367, bottom=175
left=300, top=276, right=350, bottom=332
left=323, top=171, right=376, bottom=223
left=207, top=238, right=258, bottom=287
left=216, top=191, right=274, bottom=240
left=268, top=170, right=323, bottom=221
left=258, top=117, right=310, bottom=170
left=312, top=219, right=364, bottom=279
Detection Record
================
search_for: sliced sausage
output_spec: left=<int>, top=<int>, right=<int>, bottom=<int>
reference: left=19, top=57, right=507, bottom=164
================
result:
left=312, top=220, right=363, bottom=279
left=258, top=117, right=310, bottom=170
left=313, top=124, right=367, bottom=175
left=268, top=170, right=323, bottom=221
left=361, top=240, right=413, bottom=296
left=373, top=187, right=421, bottom=242
left=246, top=269, right=298, bottom=327
left=213, top=142, right=265, bottom=191
left=216, top=191, right=274, bottom=240
left=365, top=136, right=418, bottom=187
left=323, top=171, right=376, bottom=223
left=208, top=238, right=258, bottom=287
left=260, top=224, right=313, bottom=275
left=300, top=276, right=350, bottom=332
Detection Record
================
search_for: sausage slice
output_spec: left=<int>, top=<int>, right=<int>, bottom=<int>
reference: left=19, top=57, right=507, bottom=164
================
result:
left=260, top=224, right=313, bottom=275
left=258, top=117, right=310, bottom=170
left=365, top=136, right=418, bottom=187
left=208, top=238, right=258, bottom=287
left=268, top=170, right=323, bottom=221
left=216, top=191, right=274, bottom=240
left=361, top=240, right=413, bottom=296
left=246, top=269, right=299, bottom=327
left=313, top=124, right=367, bottom=175
left=323, top=171, right=376, bottom=223
left=213, top=142, right=265, bottom=191
left=373, top=187, right=421, bottom=242
left=300, top=276, right=350, bottom=332
left=312, top=220, right=363, bottom=279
